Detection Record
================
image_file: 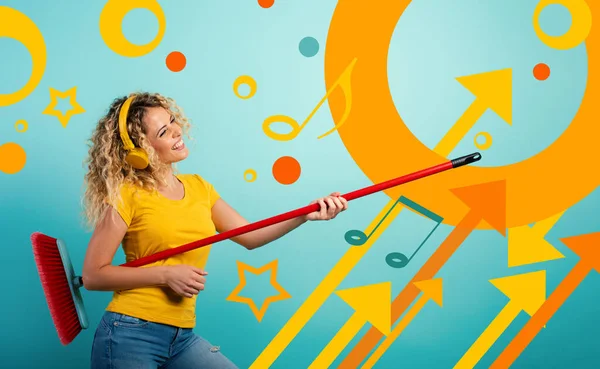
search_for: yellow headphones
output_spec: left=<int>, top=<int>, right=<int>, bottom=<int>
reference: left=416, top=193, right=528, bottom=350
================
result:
left=118, top=96, right=149, bottom=169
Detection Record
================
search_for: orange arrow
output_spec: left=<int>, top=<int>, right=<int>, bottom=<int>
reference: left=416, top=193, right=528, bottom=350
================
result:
left=339, top=179, right=507, bottom=368
left=489, top=232, right=600, bottom=369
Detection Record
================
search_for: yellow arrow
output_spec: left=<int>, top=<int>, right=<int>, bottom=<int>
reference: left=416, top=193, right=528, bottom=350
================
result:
left=434, top=68, right=513, bottom=157
left=507, top=211, right=566, bottom=267
left=307, top=282, right=392, bottom=369
left=453, top=270, right=546, bottom=369
left=361, top=279, right=443, bottom=369
left=335, top=282, right=392, bottom=335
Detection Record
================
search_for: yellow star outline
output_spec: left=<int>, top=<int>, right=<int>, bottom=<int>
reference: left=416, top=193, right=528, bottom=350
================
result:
left=42, top=86, right=86, bottom=128
left=226, top=259, right=292, bottom=322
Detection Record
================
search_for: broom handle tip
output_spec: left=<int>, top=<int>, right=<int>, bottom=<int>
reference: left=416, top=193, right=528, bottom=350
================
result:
left=451, top=152, right=481, bottom=168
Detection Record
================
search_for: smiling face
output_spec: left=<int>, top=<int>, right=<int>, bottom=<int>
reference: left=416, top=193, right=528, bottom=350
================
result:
left=142, top=106, right=189, bottom=164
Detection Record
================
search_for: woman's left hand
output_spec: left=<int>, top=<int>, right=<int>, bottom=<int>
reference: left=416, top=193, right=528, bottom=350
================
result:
left=305, top=192, right=348, bottom=221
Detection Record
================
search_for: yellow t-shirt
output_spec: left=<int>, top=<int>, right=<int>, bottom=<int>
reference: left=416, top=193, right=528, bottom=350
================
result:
left=105, top=173, right=220, bottom=328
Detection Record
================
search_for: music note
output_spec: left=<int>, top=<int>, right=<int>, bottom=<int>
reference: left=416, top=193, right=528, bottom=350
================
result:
left=262, top=57, right=357, bottom=141
left=344, top=195, right=443, bottom=268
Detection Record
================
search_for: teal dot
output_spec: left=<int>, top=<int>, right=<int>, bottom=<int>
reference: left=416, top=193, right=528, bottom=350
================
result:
left=299, top=37, right=319, bottom=58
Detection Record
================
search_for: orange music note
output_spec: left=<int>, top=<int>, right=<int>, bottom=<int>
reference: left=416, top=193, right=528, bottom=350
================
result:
left=262, top=57, right=357, bottom=141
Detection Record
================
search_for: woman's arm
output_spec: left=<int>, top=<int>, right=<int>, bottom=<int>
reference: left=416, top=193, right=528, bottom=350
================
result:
left=81, top=206, right=169, bottom=291
left=211, top=192, right=348, bottom=250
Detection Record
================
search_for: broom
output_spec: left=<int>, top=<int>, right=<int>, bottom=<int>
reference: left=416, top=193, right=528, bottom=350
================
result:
left=31, top=152, right=481, bottom=345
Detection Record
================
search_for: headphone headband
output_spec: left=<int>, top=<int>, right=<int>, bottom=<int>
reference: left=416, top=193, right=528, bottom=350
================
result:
left=118, top=96, right=136, bottom=151
left=117, top=95, right=150, bottom=169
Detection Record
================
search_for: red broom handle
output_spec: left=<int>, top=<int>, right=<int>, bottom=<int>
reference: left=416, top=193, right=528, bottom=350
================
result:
left=121, top=152, right=481, bottom=267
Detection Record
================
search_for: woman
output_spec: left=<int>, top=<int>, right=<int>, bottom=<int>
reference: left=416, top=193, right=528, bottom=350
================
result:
left=80, top=92, right=348, bottom=368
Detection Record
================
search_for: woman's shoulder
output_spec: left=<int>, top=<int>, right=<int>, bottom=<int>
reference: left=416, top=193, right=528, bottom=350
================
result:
left=178, top=173, right=220, bottom=204
left=114, top=180, right=137, bottom=199
left=178, top=173, right=206, bottom=182
left=178, top=173, right=215, bottom=189
left=116, top=178, right=153, bottom=201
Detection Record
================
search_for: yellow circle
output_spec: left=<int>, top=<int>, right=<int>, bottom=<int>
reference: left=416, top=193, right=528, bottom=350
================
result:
left=0, top=6, right=46, bottom=107
left=244, top=169, right=257, bottom=182
left=474, top=132, right=492, bottom=150
left=99, top=0, right=166, bottom=57
left=15, top=120, right=28, bottom=133
left=533, top=0, right=592, bottom=50
left=233, top=76, right=257, bottom=99
left=324, top=0, right=599, bottom=229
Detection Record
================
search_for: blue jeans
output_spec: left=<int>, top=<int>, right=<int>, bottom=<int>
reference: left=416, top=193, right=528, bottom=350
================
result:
left=91, top=311, right=239, bottom=369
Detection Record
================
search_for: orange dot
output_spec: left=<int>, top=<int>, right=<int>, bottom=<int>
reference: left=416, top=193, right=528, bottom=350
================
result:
left=0, top=142, right=26, bottom=174
left=533, top=63, right=550, bottom=81
left=272, top=156, right=301, bottom=185
left=166, top=51, right=186, bottom=72
left=258, top=0, right=274, bottom=8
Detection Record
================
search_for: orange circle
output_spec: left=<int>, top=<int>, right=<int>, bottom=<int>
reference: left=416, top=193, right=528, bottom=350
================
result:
left=258, top=0, right=275, bottom=8
left=166, top=51, right=186, bottom=72
left=0, top=142, right=27, bottom=174
left=534, top=63, right=551, bottom=80
left=324, top=1, right=598, bottom=229
left=272, top=156, right=301, bottom=185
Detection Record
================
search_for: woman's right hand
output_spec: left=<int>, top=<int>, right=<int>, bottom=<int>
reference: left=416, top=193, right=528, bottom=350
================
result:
left=163, top=265, right=208, bottom=298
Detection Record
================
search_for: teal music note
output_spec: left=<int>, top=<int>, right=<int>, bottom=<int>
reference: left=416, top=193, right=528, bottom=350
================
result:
left=344, top=196, right=443, bottom=268
left=343, top=199, right=404, bottom=246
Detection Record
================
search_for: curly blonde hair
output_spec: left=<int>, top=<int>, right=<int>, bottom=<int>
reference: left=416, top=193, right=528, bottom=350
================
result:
left=82, top=92, right=192, bottom=229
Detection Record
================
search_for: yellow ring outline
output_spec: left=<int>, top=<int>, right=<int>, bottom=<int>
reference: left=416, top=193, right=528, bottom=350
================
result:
left=533, top=0, right=592, bottom=50
left=324, top=0, right=598, bottom=229
left=15, top=120, right=28, bottom=133
left=0, top=6, right=46, bottom=107
left=474, top=132, right=492, bottom=150
left=244, top=169, right=257, bottom=182
left=233, top=75, right=257, bottom=99
left=99, top=0, right=166, bottom=57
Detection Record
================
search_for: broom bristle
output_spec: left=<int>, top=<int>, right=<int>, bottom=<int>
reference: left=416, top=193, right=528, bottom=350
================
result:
left=31, top=232, right=82, bottom=345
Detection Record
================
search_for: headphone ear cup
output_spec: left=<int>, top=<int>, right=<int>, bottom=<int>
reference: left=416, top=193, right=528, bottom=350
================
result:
left=125, top=148, right=149, bottom=169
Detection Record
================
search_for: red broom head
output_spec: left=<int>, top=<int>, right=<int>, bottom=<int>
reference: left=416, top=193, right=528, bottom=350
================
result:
left=31, top=232, right=83, bottom=345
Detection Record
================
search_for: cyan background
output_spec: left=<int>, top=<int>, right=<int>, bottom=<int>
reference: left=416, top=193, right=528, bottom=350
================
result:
left=1, top=0, right=598, bottom=368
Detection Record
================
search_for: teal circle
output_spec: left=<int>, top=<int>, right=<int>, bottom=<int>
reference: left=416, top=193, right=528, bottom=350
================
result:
left=299, top=37, right=319, bottom=57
